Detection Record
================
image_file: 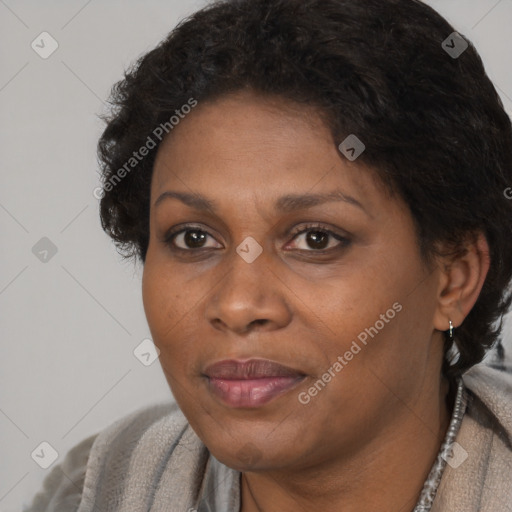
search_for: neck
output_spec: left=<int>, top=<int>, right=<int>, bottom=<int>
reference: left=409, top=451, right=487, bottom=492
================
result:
left=241, top=374, right=451, bottom=512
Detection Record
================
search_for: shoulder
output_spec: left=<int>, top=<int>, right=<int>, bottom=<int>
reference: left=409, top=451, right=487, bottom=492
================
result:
left=433, top=363, right=512, bottom=512
left=23, top=433, right=97, bottom=512
left=463, top=362, right=512, bottom=442
left=23, top=401, right=193, bottom=512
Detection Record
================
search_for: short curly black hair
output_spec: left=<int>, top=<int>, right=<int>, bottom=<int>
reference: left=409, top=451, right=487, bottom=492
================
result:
left=97, top=0, right=512, bottom=378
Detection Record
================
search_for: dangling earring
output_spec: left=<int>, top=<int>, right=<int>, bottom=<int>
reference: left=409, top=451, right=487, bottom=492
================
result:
left=448, top=319, right=454, bottom=342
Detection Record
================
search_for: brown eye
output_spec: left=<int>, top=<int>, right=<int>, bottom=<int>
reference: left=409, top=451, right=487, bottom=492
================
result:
left=303, top=230, right=330, bottom=250
left=288, top=224, right=350, bottom=252
left=165, top=226, right=222, bottom=251
left=181, top=230, right=208, bottom=249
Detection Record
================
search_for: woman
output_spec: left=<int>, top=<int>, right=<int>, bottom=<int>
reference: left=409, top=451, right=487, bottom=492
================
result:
left=26, top=0, right=512, bottom=510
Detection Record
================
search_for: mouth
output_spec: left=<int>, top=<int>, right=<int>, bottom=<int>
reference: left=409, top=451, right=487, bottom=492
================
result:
left=203, top=358, right=306, bottom=408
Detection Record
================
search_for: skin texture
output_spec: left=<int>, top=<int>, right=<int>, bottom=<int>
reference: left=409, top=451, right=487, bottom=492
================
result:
left=142, top=90, right=490, bottom=512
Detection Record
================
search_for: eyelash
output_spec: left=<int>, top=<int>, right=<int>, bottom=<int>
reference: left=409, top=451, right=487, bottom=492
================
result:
left=163, top=223, right=350, bottom=254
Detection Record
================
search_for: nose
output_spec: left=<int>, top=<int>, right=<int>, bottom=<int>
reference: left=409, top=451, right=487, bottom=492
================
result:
left=205, top=249, right=292, bottom=335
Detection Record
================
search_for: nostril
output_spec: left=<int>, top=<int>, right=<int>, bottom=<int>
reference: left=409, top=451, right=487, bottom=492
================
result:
left=250, top=319, right=268, bottom=327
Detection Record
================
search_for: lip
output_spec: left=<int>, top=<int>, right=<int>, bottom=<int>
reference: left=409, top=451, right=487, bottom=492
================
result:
left=203, top=359, right=306, bottom=408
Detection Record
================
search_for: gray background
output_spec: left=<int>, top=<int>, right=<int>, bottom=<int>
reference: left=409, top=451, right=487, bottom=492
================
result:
left=1, top=1, right=511, bottom=510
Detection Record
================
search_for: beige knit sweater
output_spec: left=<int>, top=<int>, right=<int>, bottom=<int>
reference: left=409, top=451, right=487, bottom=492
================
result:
left=24, top=364, right=512, bottom=511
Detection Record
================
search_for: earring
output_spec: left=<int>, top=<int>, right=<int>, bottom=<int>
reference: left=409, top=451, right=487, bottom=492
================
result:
left=448, top=319, right=454, bottom=341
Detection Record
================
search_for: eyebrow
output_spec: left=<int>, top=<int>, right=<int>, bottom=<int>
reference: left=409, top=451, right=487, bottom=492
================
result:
left=154, top=190, right=368, bottom=215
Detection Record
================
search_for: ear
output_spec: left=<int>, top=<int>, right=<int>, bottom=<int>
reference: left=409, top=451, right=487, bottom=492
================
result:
left=432, top=232, right=490, bottom=332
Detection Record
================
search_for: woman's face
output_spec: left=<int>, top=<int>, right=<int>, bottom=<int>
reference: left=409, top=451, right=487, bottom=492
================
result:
left=142, top=90, right=445, bottom=472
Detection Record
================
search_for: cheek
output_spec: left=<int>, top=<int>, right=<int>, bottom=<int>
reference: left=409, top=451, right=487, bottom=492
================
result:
left=310, top=257, right=425, bottom=377
left=142, top=265, right=168, bottom=333
left=311, top=267, right=397, bottom=342
left=142, top=263, right=191, bottom=360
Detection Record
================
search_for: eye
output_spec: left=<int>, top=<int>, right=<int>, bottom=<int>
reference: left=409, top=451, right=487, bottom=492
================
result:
left=164, top=225, right=222, bottom=251
left=287, top=224, right=350, bottom=252
left=163, top=223, right=350, bottom=254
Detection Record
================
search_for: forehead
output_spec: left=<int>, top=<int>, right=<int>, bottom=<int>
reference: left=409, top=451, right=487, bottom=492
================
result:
left=150, top=91, right=385, bottom=215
